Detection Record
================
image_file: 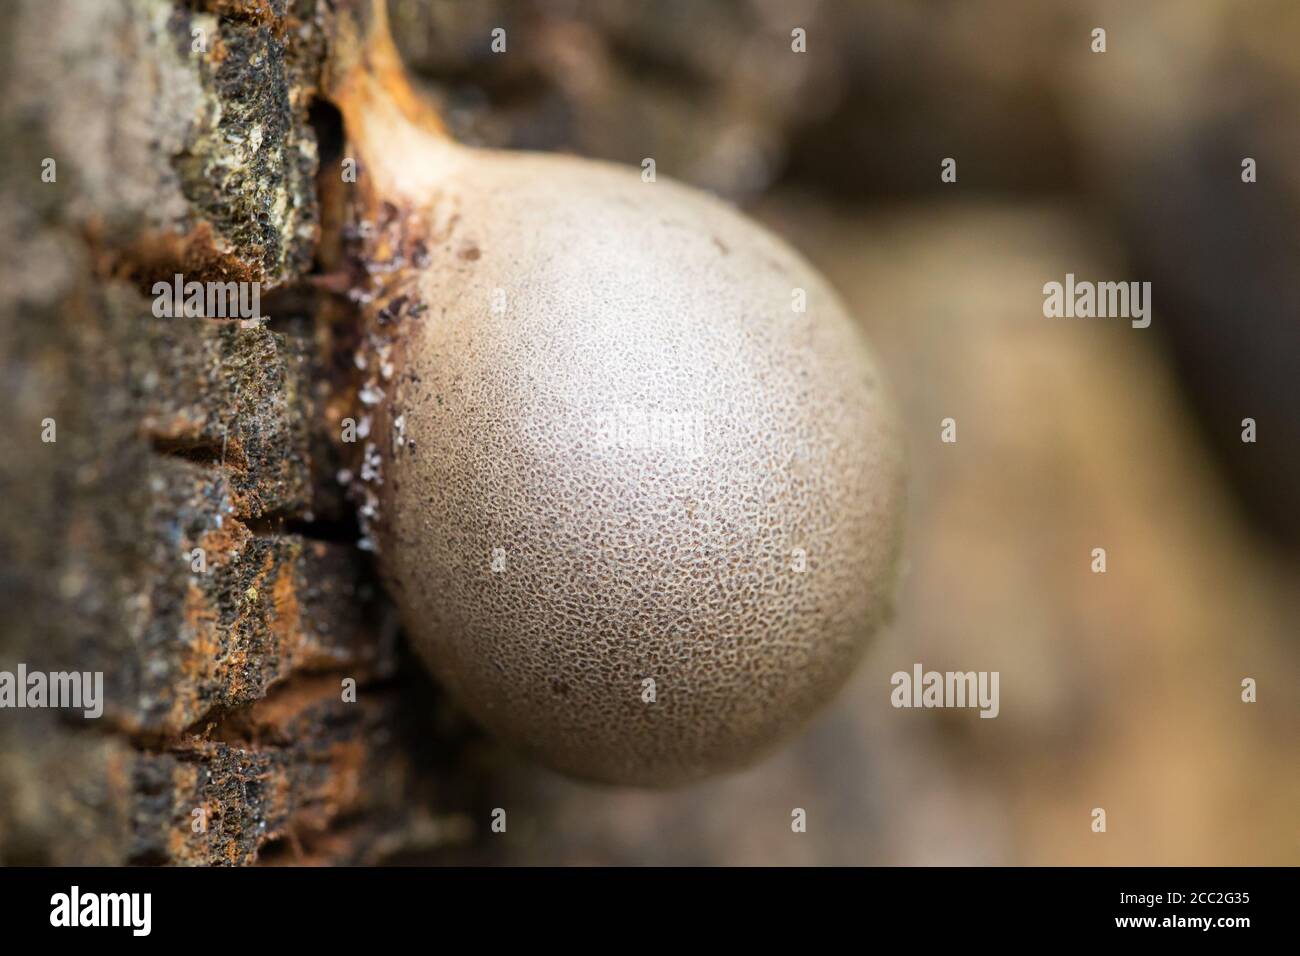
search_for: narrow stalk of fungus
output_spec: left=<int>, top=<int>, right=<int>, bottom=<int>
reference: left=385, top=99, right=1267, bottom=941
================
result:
left=326, top=0, right=906, bottom=786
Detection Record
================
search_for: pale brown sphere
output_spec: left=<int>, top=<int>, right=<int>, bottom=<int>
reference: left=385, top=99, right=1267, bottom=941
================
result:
left=375, top=146, right=905, bottom=786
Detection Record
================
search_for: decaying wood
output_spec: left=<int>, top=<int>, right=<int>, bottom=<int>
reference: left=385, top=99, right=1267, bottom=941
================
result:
left=0, top=0, right=474, bottom=865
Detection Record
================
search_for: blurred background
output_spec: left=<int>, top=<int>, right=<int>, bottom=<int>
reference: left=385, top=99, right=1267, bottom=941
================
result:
left=0, top=0, right=1296, bottom=866
left=387, top=0, right=1300, bottom=865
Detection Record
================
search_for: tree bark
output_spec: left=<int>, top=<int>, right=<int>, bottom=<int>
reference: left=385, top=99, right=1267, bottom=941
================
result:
left=0, top=0, right=472, bottom=866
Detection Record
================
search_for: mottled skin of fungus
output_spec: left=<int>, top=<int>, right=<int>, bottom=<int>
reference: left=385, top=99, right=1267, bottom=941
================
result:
left=376, top=146, right=906, bottom=786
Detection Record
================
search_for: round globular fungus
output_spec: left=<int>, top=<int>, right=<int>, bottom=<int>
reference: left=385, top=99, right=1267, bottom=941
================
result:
left=329, top=1, right=906, bottom=786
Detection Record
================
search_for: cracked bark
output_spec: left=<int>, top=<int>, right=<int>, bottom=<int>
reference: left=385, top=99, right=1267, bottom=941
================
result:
left=0, top=0, right=475, bottom=865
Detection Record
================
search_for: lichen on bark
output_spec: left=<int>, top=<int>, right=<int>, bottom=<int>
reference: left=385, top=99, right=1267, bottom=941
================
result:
left=0, top=0, right=472, bottom=865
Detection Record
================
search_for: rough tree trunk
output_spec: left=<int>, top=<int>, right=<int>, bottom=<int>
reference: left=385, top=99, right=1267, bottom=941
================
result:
left=0, top=0, right=476, bottom=866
